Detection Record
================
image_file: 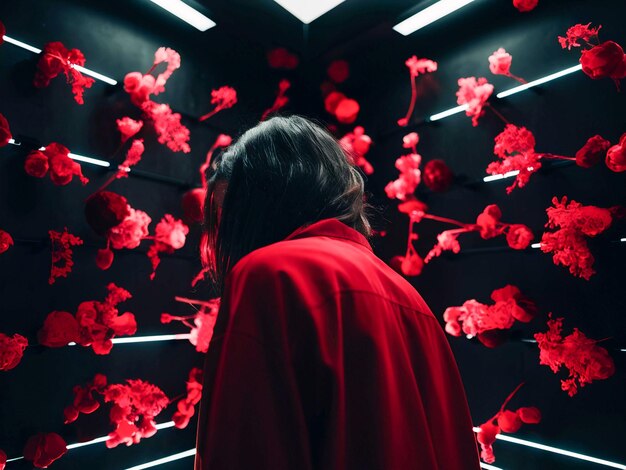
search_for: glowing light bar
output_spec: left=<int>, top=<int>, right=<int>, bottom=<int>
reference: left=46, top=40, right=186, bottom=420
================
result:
left=149, top=0, right=216, bottom=31
left=530, top=243, right=541, bottom=249
left=69, top=152, right=111, bottom=167
left=273, top=0, right=345, bottom=24
left=124, top=448, right=196, bottom=470
left=483, top=170, right=520, bottom=182
left=393, top=0, right=475, bottom=35
left=8, top=138, right=17, bottom=145
left=68, top=334, right=191, bottom=346
left=429, top=104, right=468, bottom=121
left=473, top=428, right=626, bottom=468
left=480, top=464, right=503, bottom=470
left=2, top=35, right=117, bottom=85
left=497, top=64, right=583, bottom=99
left=620, top=238, right=626, bottom=242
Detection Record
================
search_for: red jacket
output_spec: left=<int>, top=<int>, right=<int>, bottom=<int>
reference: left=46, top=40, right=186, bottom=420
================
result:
left=195, top=218, right=480, bottom=469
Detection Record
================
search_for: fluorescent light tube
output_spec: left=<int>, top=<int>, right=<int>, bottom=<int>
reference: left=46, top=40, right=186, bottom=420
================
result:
left=68, top=333, right=191, bottom=346
left=149, top=0, right=216, bottom=31
left=273, top=0, right=345, bottom=24
left=124, top=449, right=196, bottom=470
left=497, top=64, right=582, bottom=99
left=393, top=0, right=475, bottom=35
left=429, top=104, right=468, bottom=121
left=483, top=170, right=520, bottom=182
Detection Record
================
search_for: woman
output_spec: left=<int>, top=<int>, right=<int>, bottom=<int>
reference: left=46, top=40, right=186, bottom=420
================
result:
left=195, top=116, right=480, bottom=469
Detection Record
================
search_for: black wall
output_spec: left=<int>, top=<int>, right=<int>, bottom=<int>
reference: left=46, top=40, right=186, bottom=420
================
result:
left=1, top=0, right=625, bottom=469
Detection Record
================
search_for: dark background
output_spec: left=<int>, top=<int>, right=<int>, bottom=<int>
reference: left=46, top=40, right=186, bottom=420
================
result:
left=0, top=0, right=625, bottom=468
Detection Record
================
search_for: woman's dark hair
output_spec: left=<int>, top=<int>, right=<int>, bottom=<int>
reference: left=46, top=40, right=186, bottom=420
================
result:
left=202, top=115, right=373, bottom=294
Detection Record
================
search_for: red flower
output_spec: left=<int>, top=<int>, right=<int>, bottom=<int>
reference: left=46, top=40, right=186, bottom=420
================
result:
left=327, top=60, right=349, bottom=83
left=116, top=117, right=143, bottom=142
left=147, top=215, right=189, bottom=280
left=497, top=410, right=522, bottom=433
left=84, top=191, right=130, bottom=236
left=44, top=143, right=88, bottom=186
left=152, top=47, right=181, bottom=95
left=476, top=204, right=503, bottom=239
left=109, top=208, right=151, bottom=250
left=267, top=47, right=298, bottom=69
left=339, top=126, right=374, bottom=174
left=173, top=368, right=203, bottom=429
left=606, top=133, right=626, bottom=172
left=456, top=77, right=494, bottom=126
left=512, top=0, right=538, bottom=12
left=385, top=152, right=422, bottom=200
left=142, top=101, right=191, bottom=153
left=49, top=228, right=83, bottom=285
left=199, top=86, right=238, bottom=121
left=182, top=188, right=206, bottom=224
left=64, top=374, right=107, bottom=423
left=558, top=23, right=602, bottom=50
left=334, top=98, right=360, bottom=124
left=124, top=72, right=155, bottom=105
left=0, top=332, right=28, bottom=371
left=103, top=379, right=169, bottom=448
left=34, top=42, right=95, bottom=104
left=1, top=449, right=6, bottom=470
left=580, top=41, right=626, bottom=82
left=0, top=112, right=11, bottom=147
left=261, top=79, right=290, bottom=121
left=38, top=311, right=80, bottom=347
left=117, top=139, right=144, bottom=177
left=0, top=229, right=14, bottom=254
left=518, top=407, right=541, bottom=424
left=575, top=135, right=611, bottom=168
left=24, top=151, right=49, bottom=178
left=167, top=297, right=221, bottom=350
left=422, top=159, right=453, bottom=192
left=489, top=48, right=512, bottom=75
left=505, top=224, right=534, bottom=250
left=96, top=248, right=114, bottom=270
left=23, top=433, right=67, bottom=468
left=402, top=132, right=419, bottom=150
left=535, top=315, right=615, bottom=396
left=398, top=56, right=437, bottom=126
left=324, top=91, right=346, bottom=114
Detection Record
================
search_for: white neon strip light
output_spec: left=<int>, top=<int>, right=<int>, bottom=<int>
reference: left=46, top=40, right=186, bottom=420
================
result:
left=149, top=0, right=216, bottom=31
left=273, top=0, right=346, bottom=24
left=393, top=0, right=475, bottom=35
left=530, top=243, right=541, bottom=249
left=124, top=448, right=196, bottom=470
left=480, top=464, right=503, bottom=470
left=8, top=138, right=17, bottom=145
left=497, top=65, right=583, bottom=99
left=2, top=35, right=117, bottom=85
left=429, top=104, right=468, bottom=121
left=67, top=334, right=191, bottom=346
left=473, top=428, right=626, bottom=468
left=620, top=238, right=626, bottom=242
left=483, top=170, right=520, bottom=182
left=69, top=152, right=111, bottom=167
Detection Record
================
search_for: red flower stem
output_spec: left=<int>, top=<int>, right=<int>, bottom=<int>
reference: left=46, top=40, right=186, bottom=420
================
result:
left=402, top=74, right=418, bottom=125
left=506, top=73, right=527, bottom=84
left=174, top=296, right=215, bottom=308
left=200, top=145, right=218, bottom=189
left=199, top=109, right=218, bottom=122
left=499, top=382, right=525, bottom=414
left=421, top=214, right=469, bottom=228
left=486, top=104, right=510, bottom=125
left=540, top=153, right=576, bottom=161
left=168, top=393, right=186, bottom=405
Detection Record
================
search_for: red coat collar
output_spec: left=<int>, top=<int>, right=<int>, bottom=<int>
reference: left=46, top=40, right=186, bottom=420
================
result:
left=284, top=218, right=373, bottom=252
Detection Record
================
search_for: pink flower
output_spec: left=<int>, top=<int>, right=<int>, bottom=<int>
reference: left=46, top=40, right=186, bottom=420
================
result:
left=199, top=86, right=238, bottom=121
left=402, top=132, right=419, bottom=149
left=558, top=23, right=602, bottom=50
left=116, top=117, right=144, bottom=142
left=489, top=48, right=512, bottom=75
left=334, top=98, right=360, bottom=124
left=49, top=228, right=83, bottom=284
left=154, top=214, right=188, bottom=249
left=189, top=312, right=218, bottom=353
left=456, top=77, right=494, bottom=126
left=405, top=56, right=438, bottom=77
left=0, top=230, right=13, bottom=254
left=109, top=208, right=151, bottom=250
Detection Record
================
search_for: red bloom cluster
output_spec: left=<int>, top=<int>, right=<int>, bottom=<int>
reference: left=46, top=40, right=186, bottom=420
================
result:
left=116, top=117, right=144, bottom=143
left=425, top=204, right=534, bottom=263
left=162, top=296, right=220, bottom=352
left=23, top=432, right=67, bottom=468
left=512, top=0, right=538, bottom=12
left=575, top=135, right=611, bottom=168
left=48, top=228, right=83, bottom=284
left=443, top=285, right=536, bottom=347
left=0, top=229, right=13, bottom=255
left=606, top=133, right=626, bottom=172
left=324, top=90, right=360, bottom=124
left=0, top=332, right=28, bottom=371
left=199, top=86, right=238, bottom=121
left=38, top=283, right=137, bottom=354
left=534, top=315, right=615, bottom=396
left=103, top=378, right=169, bottom=448
left=390, top=201, right=426, bottom=277
left=327, top=60, right=350, bottom=84
left=0, top=449, right=5, bottom=470
left=339, top=126, right=374, bottom=175
left=456, top=77, right=494, bottom=126
left=540, top=196, right=617, bottom=279
left=147, top=215, right=189, bottom=280
left=488, top=48, right=526, bottom=83
left=64, top=373, right=108, bottom=423
left=559, top=23, right=626, bottom=88
left=123, top=48, right=191, bottom=153
left=262, top=79, right=291, bottom=121
left=385, top=132, right=422, bottom=200
left=267, top=47, right=299, bottom=69
left=25, top=143, right=89, bottom=186
left=422, top=159, right=454, bottom=192
left=397, top=56, right=437, bottom=126
left=0, top=112, right=11, bottom=147
left=477, top=384, right=541, bottom=463
left=172, top=368, right=203, bottom=429
left=33, top=42, right=95, bottom=104
left=116, top=139, right=144, bottom=178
